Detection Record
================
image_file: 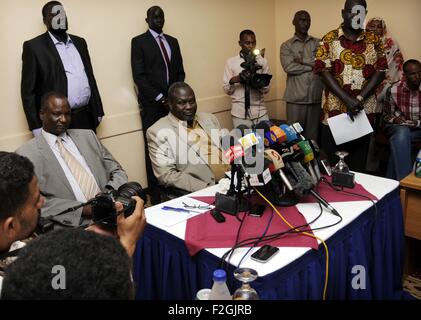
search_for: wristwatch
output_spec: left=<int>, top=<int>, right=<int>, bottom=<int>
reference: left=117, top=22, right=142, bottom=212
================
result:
left=356, top=95, right=364, bottom=102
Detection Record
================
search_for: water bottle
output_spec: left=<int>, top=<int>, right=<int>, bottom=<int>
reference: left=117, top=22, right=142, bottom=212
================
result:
left=209, top=269, right=232, bottom=300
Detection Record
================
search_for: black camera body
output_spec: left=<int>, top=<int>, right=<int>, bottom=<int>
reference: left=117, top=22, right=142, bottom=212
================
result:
left=239, top=51, right=272, bottom=90
left=91, top=182, right=146, bottom=229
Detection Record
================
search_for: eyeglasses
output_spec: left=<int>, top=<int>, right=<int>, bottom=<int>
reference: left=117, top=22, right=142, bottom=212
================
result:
left=182, top=202, right=213, bottom=210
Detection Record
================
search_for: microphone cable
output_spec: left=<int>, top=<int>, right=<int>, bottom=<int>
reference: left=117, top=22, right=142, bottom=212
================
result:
left=253, top=187, right=330, bottom=300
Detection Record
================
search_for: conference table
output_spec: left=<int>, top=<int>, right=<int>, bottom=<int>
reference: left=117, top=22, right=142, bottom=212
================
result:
left=132, top=172, right=406, bottom=300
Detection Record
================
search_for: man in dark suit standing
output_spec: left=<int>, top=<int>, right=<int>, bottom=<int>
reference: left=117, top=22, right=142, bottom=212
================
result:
left=131, top=6, right=185, bottom=204
left=21, top=1, right=104, bottom=136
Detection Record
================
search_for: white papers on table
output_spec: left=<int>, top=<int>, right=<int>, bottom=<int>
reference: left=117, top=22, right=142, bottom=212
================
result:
left=145, top=197, right=213, bottom=228
left=327, top=112, right=373, bottom=145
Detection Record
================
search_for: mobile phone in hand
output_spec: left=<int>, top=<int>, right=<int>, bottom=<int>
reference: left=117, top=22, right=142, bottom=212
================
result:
left=250, top=245, right=279, bottom=263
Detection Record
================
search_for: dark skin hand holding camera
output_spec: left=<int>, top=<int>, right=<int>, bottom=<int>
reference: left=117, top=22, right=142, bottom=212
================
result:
left=86, top=196, right=146, bottom=257
left=229, top=33, right=256, bottom=85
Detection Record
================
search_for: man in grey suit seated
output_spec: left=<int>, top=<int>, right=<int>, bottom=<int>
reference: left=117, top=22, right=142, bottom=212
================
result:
left=17, top=92, right=128, bottom=227
left=146, top=82, right=230, bottom=193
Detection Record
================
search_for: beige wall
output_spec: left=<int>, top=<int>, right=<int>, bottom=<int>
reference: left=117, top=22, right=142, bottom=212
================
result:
left=1, top=0, right=420, bottom=188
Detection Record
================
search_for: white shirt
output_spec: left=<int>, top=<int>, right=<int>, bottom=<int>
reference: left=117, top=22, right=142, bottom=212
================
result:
left=149, top=29, right=172, bottom=99
left=48, top=32, right=91, bottom=109
left=42, top=129, right=98, bottom=202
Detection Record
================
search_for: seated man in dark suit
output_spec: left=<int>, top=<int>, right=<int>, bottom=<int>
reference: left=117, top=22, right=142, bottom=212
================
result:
left=383, top=59, right=421, bottom=180
left=16, top=92, right=128, bottom=227
left=21, top=1, right=104, bottom=135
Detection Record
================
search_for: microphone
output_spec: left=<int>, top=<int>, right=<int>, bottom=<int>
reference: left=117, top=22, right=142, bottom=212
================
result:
left=264, top=149, right=293, bottom=191
left=255, top=121, right=288, bottom=147
left=308, top=140, right=322, bottom=181
left=280, top=124, right=299, bottom=144
left=296, top=140, right=319, bottom=184
left=285, top=161, right=339, bottom=216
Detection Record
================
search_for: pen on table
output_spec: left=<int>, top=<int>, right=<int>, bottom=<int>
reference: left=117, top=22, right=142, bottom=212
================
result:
left=161, top=206, right=202, bottom=214
left=347, top=112, right=355, bottom=122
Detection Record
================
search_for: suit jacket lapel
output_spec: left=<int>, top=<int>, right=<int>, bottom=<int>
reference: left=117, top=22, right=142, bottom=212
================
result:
left=36, top=134, right=74, bottom=195
left=43, top=32, right=65, bottom=74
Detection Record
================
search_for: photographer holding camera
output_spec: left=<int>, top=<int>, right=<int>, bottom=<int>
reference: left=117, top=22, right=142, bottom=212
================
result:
left=223, top=29, right=272, bottom=129
left=0, top=151, right=146, bottom=293
left=16, top=91, right=129, bottom=228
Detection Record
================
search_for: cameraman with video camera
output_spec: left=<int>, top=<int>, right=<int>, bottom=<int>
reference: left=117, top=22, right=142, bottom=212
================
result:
left=223, top=29, right=272, bottom=129
left=0, top=151, right=146, bottom=293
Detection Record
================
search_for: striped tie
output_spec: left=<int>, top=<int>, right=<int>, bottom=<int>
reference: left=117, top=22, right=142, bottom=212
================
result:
left=56, top=138, right=101, bottom=200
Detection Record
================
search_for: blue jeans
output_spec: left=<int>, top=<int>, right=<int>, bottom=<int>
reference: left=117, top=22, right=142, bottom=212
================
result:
left=384, top=124, right=421, bottom=180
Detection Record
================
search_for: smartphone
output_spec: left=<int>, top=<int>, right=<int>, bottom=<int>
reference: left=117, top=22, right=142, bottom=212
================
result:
left=320, top=159, right=332, bottom=176
left=249, top=204, right=266, bottom=217
left=251, top=245, right=279, bottom=263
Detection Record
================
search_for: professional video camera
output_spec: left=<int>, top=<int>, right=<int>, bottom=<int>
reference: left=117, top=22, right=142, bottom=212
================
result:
left=91, top=181, right=147, bottom=230
left=239, top=49, right=272, bottom=90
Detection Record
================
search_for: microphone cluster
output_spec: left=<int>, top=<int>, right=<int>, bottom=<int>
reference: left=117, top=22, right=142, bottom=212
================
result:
left=220, top=121, right=338, bottom=215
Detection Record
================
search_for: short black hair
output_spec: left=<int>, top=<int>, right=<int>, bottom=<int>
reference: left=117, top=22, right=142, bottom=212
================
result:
left=403, top=59, right=421, bottom=73
left=344, top=0, right=367, bottom=10
left=2, top=228, right=134, bottom=300
left=40, top=91, right=67, bottom=113
left=0, top=152, right=34, bottom=221
left=146, top=5, right=163, bottom=18
left=168, top=82, right=194, bottom=104
left=239, top=29, right=255, bottom=40
left=42, top=1, right=62, bottom=19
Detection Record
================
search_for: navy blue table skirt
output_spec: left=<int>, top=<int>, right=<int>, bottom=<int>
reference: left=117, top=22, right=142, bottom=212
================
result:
left=133, top=188, right=406, bottom=300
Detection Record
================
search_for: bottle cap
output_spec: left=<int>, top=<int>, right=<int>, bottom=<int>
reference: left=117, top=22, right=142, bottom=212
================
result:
left=213, top=269, right=227, bottom=281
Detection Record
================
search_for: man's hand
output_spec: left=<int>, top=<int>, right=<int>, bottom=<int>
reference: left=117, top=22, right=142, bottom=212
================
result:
left=116, top=196, right=146, bottom=257
left=403, top=120, right=418, bottom=128
left=293, top=56, right=303, bottom=64
left=82, top=204, right=92, bottom=217
left=345, top=97, right=363, bottom=115
left=229, top=75, right=241, bottom=85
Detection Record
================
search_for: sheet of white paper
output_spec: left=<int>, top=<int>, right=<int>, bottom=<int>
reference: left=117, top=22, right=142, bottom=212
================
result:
left=145, top=198, right=213, bottom=228
left=327, top=112, right=373, bottom=145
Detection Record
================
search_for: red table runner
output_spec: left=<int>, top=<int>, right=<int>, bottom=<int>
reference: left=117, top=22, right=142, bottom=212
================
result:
left=185, top=196, right=318, bottom=256
left=184, top=177, right=377, bottom=256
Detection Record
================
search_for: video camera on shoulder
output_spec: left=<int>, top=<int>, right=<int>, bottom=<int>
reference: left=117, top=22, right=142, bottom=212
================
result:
left=240, top=49, right=272, bottom=90
left=91, top=181, right=147, bottom=230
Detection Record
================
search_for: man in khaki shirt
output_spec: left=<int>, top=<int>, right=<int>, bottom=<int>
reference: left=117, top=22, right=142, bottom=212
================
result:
left=280, top=11, right=323, bottom=142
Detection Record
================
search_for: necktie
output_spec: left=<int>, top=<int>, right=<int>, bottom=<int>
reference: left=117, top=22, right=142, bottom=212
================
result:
left=158, top=35, right=170, bottom=82
left=56, top=138, right=100, bottom=200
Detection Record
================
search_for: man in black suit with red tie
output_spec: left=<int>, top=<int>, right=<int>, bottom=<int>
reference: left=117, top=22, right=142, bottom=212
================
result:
left=21, top=1, right=104, bottom=135
left=131, top=6, right=185, bottom=204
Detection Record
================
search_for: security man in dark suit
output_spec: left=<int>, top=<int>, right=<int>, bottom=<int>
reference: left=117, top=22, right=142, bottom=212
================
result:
left=21, top=1, right=104, bottom=135
left=131, top=6, right=185, bottom=204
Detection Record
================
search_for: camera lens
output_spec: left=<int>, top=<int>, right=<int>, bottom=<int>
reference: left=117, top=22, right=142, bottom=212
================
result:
left=117, top=182, right=147, bottom=203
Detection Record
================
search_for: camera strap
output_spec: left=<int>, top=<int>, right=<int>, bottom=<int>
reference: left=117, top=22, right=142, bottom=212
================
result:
left=0, top=248, right=23, bottom=260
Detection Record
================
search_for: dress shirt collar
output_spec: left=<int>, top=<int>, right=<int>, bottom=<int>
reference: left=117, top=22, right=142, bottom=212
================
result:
left=292, top=34, right=314, bottom=43
left=48, top=31, right=72, bottom=45
left=149, top=28, right=164, bottom=39
left=41, top=129, right=70, bottom=147
left=168, top=112, right=198, bottom=127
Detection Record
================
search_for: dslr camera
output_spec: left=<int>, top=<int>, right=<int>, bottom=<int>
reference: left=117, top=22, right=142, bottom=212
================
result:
left=91, top=181, right=147, bottom=230
left=239, top=50, right=272, bottom=90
